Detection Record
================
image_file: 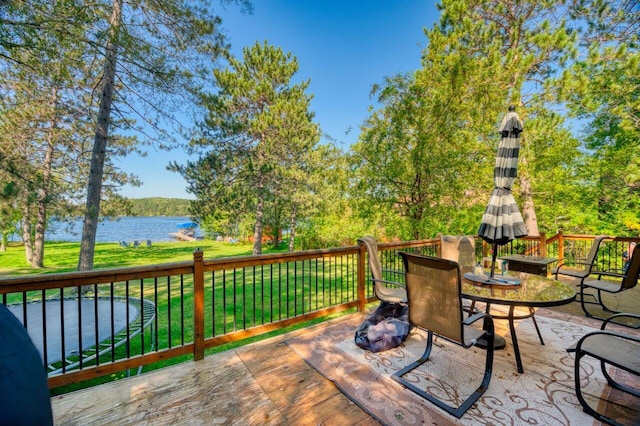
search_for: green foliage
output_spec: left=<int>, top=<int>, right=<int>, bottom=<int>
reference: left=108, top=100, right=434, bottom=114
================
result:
left=128, top=198, right=191, bottom=217
left=553, top=0, right=640, bottom=234
left=350, top=0, right=639, bottom=240
left=0, top=239, right=285, bottom=276
left=173, top=41, right=321, bottom=254
left=351, top=36, right=499, bottom=239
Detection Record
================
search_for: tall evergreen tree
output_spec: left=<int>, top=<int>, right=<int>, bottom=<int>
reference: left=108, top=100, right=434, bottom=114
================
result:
left=173, top=41, right=320, bottom=255
left=0, top=2, right=96, bottom=267
left=77, top=0, right=248, bottom=270
left=435, top=0, right=584, bottom=236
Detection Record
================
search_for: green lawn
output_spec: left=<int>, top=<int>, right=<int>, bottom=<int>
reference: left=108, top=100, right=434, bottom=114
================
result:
left=2, top=239, right=364, bottom=395
left=0, top=239, right=288, bottom=276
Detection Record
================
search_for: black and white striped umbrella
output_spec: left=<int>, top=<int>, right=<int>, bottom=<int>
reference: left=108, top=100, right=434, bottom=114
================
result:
left=478, top=107, right=528, bottom=276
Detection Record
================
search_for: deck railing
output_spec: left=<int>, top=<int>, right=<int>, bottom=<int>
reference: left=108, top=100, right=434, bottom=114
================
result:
left=0, top=233, right=637, bottom=390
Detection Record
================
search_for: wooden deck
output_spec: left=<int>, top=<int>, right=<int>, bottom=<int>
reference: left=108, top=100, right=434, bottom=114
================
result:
left=51, top=314, right=379, bottom=425
left=51, top=282, right=640, bottom=425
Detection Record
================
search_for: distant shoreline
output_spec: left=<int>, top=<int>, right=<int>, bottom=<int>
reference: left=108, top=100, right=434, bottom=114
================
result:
left=12, top=216, right=201, bottom=244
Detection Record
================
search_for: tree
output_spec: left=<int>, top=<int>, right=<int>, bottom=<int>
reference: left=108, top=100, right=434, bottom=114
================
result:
left=175, top=41, right=320, bottom=255
left=2, top=1, right=250, bottom=269
left=355, top=0, right=616, bottom=239
left=557, top=0, right=640, bottom=234
left=296, top=145, right=369, bottom=249
left=0, top=1, right=139, bottom=267
left=0, top=2, right=96, bottom=267
left=434, top=0, right=589, bottom=236
left=76, top=0, right=249, bottom=271
left=352, top=52, right=500, bottom=239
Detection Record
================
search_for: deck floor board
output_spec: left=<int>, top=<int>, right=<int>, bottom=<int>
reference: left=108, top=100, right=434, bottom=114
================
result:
left=51, top=287, right=628, bottom=426
left=51, top=314, right=377, bottom=425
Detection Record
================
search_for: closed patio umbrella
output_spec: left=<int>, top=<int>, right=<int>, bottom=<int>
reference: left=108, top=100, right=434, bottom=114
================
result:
left=478, top=106, right=528, bottom=278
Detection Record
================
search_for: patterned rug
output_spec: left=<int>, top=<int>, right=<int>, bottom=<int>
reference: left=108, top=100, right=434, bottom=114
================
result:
left=286, top=309, right=640, bottom=425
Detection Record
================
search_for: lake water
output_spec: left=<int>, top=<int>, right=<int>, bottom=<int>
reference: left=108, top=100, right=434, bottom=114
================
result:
left=31, top=216, right=201, bottom=243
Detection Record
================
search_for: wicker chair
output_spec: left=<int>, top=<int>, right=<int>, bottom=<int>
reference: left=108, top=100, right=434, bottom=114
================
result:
left=392, top=252, right=494, bottom=418
left=567, top=313, right=640, bottom=425
left=358, top=236, right=407, bottom=304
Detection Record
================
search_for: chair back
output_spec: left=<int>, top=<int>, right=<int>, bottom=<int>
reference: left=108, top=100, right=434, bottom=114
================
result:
left=622, top=244, right=640, bottom=290
left=438, top=234, right=476, bottom=273
left=586, top=235, right=608, bottom=269
left=400, top=252, right=463, bottom=343
left=358, top=236, right=383, bottom=282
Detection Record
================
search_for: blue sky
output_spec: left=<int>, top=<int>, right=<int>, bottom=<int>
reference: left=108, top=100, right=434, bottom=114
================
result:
left=119, top=1, right=441, bottom=199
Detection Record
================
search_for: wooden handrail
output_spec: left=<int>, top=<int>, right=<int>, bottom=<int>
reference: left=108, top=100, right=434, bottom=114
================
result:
left=3, top=233, right=639, bottom=391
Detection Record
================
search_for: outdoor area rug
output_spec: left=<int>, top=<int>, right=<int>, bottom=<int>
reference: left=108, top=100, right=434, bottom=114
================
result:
left=286, top=308, right=640, bottom=425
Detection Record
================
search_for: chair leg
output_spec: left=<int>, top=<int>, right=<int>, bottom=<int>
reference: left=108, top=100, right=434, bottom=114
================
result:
left=580, top=288, right=624, bottom=322
left=601, top=360, right=640, bottom=398
left=580, top=287, right=594, bottom=318
left=576, top=352, right=639, bottom=426
left=392, top=326, right=493, bottom=419
left=595, top=289, right=617, bottom=313
left=574, top=352, right=609, bottom=423
left=393, top=331, right=433, bottom=378
left=479, top=317, right=494, bottom=392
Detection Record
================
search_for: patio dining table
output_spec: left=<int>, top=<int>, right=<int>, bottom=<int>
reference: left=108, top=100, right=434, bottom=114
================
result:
left=462, top=271, right=576, bottom=373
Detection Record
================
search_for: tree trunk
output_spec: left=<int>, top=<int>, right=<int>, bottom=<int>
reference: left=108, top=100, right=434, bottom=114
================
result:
left=32, top=88, right=59, bottom=268
left=78, top=0, right=121, bottom=272
left=288, top=203, right=297, bottom=251
left=253, top=182, right=264, bottom=255
left=519, top=167, right=539, bottom=236
left=21, top=204, right=33, bottom=265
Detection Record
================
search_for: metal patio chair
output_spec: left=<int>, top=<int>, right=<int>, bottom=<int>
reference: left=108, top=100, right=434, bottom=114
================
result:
left=552, top=235, right=608, bottom=283
left=392, top=252, right=494, bottom=418
left=438, top=234, right=478, bottom=314
left=578, top=243, right=640, bottom=322
left=567, top=313, right=640, bottom=425
left=438, top=234, right=477, bottom=272
left=358, top=236, right=407, bottom=304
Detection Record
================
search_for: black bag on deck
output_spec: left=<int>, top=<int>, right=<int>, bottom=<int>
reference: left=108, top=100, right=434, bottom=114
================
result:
left=354, top=301, right=410, bottom=353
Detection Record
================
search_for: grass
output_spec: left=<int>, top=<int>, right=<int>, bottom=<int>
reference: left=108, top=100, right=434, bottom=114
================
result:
left=0, top=239, right=288, bottom=276
left=2, top=239, right=363, bottom=395
left=50, top=305, right=363, bottom=396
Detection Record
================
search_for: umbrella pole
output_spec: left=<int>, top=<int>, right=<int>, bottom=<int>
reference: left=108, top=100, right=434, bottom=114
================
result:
left=490, top=242, right=498, bottom=278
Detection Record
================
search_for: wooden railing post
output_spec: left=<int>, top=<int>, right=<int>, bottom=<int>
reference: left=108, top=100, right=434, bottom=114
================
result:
left=539, top=232, right=547, bottom=257
left=557, top=230, right=564, bottom=262
left=357, top=240, right=366, bottom=312
left=193, top=249, right=205, bottom=361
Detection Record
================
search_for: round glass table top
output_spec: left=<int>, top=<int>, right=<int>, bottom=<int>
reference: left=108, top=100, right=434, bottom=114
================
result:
left=462, top=271, right=576, bottom=307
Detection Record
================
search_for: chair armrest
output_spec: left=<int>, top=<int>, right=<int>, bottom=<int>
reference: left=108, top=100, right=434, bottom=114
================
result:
left=602, top=313, right=640, bottom=330
left=462, top=311, right=491, bottom=326
left=462, top=312, right=494, bottom=347
left=567, top=329, right=640, bottom=355
left=593, top=270, right=625, bottom=280
left=371, top=278, right=406, bottom=288
left=381, top=267, right=403, bottom=275
left=554, top=260, right=591, bottom=273
left=552, top=258, right=567, bottom=268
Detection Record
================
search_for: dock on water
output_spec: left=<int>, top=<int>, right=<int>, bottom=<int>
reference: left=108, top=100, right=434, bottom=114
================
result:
left=169, top=232, right=197, bottom=241
left=169, top=222, right=199, bottom=241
